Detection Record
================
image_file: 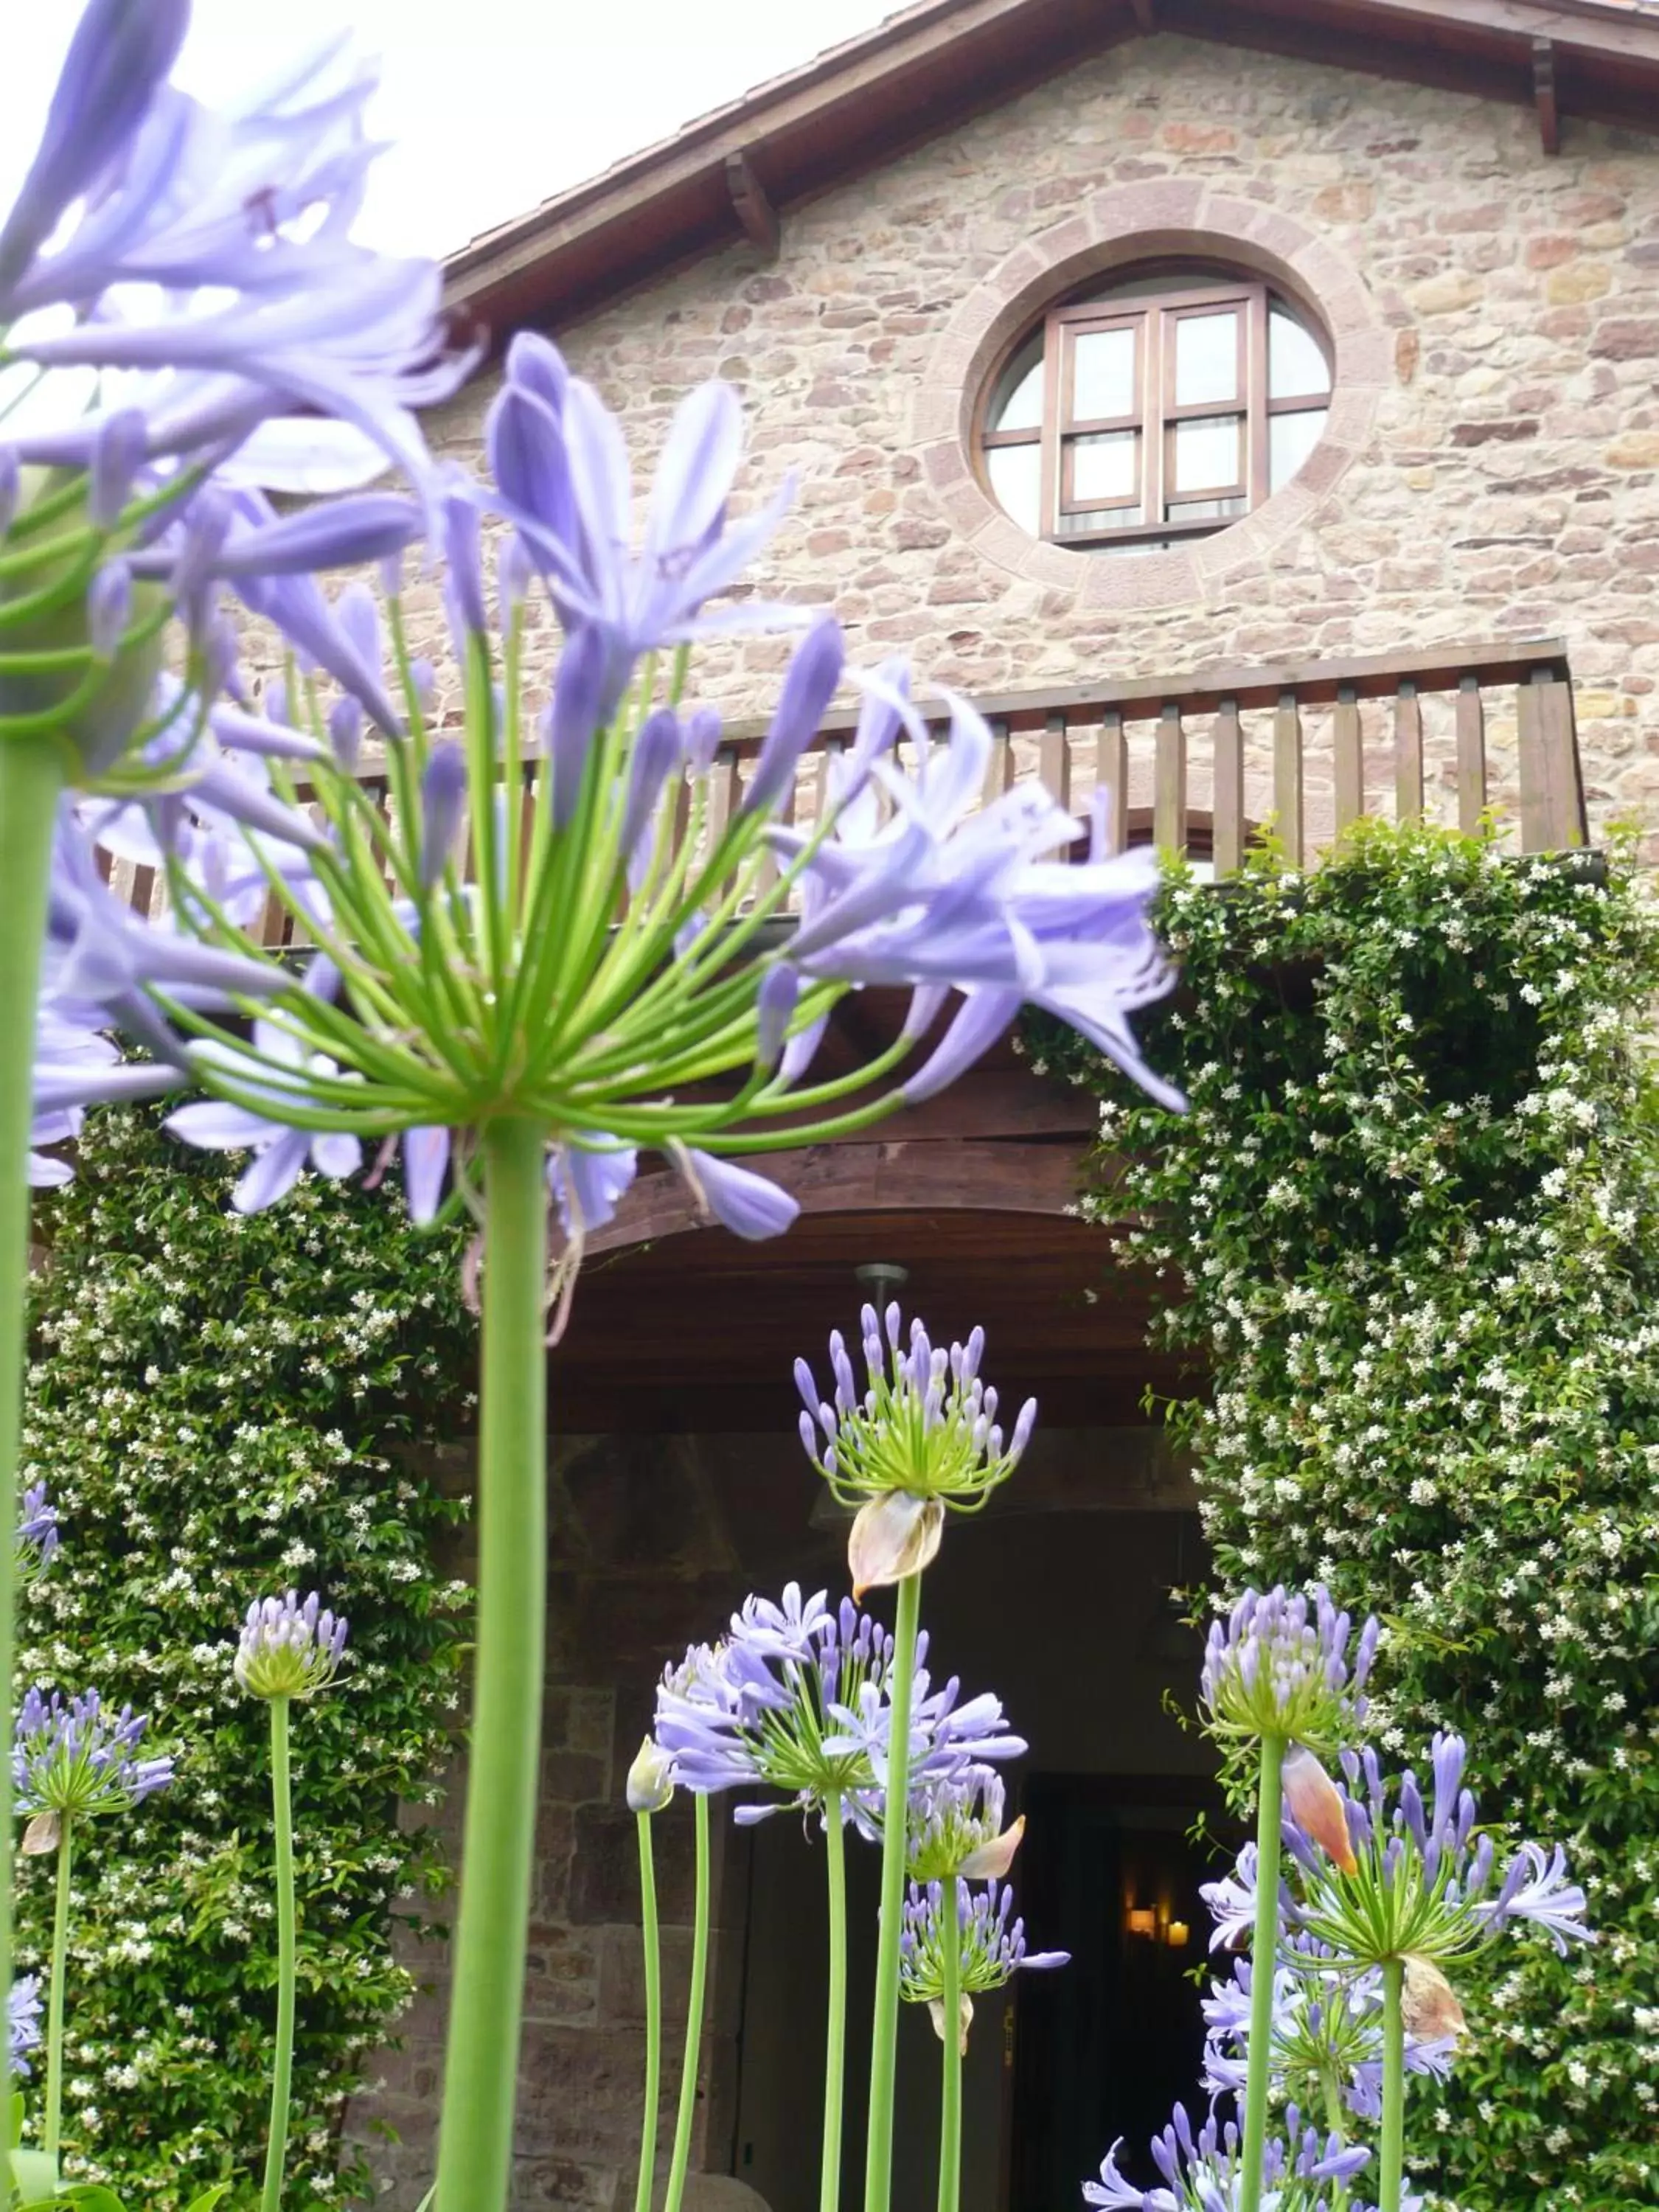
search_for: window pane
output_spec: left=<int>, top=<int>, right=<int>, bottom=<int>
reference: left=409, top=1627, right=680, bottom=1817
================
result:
left=992, top=355, right=1046, bottom=434
left=1175, top=312, right=1239, bottom=406
left=1269, top=310, right=1330, bottom=400
left=1072, top=327, right=1136, bottom=421
left=986, top=440, right=1043, bottom=535
left=1166, top=496, right=1248, bottom=523
left=1172, top=414, right=1242, bottom=493
left=1070, top=430, right=1137, bottom=504
left=1270, top=407, right=1327, bottom=490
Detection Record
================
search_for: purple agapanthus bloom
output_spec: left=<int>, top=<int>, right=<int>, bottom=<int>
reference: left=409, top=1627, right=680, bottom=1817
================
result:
left=8, top=1976, right=43, bottom=2079
left=13, top=1688, right=174, bottom=1820
left=1, top=10, right=470, bottom=492
left=1201, top=1949, right=1457, bottom=2124
left=1200, top=1585, right=1379, bottom=1756
left=234, top=1589, right=349, bottom=1701
left=899, top=1877, right=1067, bottom=2026
left=1085, top=2102, right=1371, bottom=2212
left=16, top=1483, right=59, bottom=1573
left=651, top=1586, right=1025, bottom=1830
left=1283, top=1733, right=1593, bottom=1972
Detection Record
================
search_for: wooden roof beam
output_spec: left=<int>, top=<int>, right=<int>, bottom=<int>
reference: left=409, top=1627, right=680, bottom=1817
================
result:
left=1534, top=37, right=1560, bottom=156
left=724, top=150, right=780, bottom=258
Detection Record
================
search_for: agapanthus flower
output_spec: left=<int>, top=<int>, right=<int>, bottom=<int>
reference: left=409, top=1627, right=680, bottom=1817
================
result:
left=13, top=1688, right=174, bottom=1825
left=1200, top=1948, right=1457, bottom=2123
left=234, top=1589, right=349, bottom=1701
left=796, top=1304, right=1035, bottom=1593
left=16, top=1482, right=59, bottom=1573
left=8, top=1976, right=43, bottom=2078
left=908, top=1765, right=1024, bottom=1883
left=1199, top=1586, right=1378, bottom=1757
left=0, top=0, right=466, bottom=792
left=899, top=1877, right=1066, bottom=2047
left=650, top=1585, right=1025, bottom=1829
left=1286, top=1733, right=1593, bottom=1975
left=626, top=1738, right=675, bottom=1815
left=33, top=344, right=1175, bottom=1298
left=1085, top=2102, right=1373, bottom=2212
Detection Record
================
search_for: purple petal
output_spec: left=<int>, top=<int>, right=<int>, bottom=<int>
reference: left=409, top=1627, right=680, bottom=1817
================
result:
left=744, top=616, right=843, bottom=818
left=403, top=1125, right=451, bottom=1225
left=684, top=1150, right=799, bottom=1241
left=232, top=1130, right=308, bottom=1213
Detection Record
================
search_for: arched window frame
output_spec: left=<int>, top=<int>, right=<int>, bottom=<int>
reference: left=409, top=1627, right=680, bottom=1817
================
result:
left=975, top=275, right=1332, bottom=550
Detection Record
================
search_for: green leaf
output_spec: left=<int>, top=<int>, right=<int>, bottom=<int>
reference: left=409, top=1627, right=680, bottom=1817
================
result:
left=10, top=2146, right=58, bottom=2205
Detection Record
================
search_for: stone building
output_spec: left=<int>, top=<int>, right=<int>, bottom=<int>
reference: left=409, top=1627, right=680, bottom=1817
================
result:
left=349, top=1, right=1659, bottom=2205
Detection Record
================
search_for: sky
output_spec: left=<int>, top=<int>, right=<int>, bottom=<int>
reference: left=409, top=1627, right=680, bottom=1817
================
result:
left=9, top=0, right=904, bottom=259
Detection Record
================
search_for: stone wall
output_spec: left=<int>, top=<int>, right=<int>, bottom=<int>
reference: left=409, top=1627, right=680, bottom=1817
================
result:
left=408, top=29, right=1659, bottom=843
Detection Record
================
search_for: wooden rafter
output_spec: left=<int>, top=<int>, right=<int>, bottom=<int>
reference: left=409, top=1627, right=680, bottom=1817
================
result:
left=723, top=150, right=780, bottom=258
left=1534, top=37, right=1560, bottom=155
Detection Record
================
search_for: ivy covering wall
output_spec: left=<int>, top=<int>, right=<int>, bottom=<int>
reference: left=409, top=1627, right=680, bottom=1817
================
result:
left=1032, top=824, right=1659, bottom=2212
left=19, top=1107, right=470, bottom=2208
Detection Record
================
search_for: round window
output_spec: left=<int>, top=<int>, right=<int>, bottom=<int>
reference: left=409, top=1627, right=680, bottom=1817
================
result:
left=975, top=265, right=1332, bottom=551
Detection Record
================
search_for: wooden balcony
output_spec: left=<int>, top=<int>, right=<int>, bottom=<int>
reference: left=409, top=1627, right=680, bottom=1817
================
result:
left=105, top=638, right=1587, bottom=936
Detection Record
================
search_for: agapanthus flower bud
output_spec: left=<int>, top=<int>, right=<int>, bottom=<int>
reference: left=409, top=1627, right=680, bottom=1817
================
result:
left=234, top=1589, right=349, bottom=1701
left=16, top=1481, right=58, bottom=1573
left=0, top=447, right=18, bottom=538
left=847, top=1489, right=943, bottom=1599
left=681, top=704, right=723, bottom=774
left=88, top=406, right=147, bottom=527
left=329, top=695, right=364, bottom=774
left=1085, top=2102, right=1370, bottom=2212
left=498, top=532, right=535, bottom=613
left=744, top=615, right=844, bottom=817
left=1282, top=1745, right=1357, bottom=1874
left=8, top=1976, right=42, bottom=2078
left=756, top=967, right=799, bottom=1074
left=1200, top=1585, right=1377, bottom=1756
left=86, top=557, right=132, bottom=661
left=626, top=1736, right=675, bottom=1815
left=909, top=1767, right=1023, bottom=1882
left=13, top=1688, right=174, bottom=1823
left=441, top=485, right=487, bottom=639
left=419, top=742, right=468, bottom=888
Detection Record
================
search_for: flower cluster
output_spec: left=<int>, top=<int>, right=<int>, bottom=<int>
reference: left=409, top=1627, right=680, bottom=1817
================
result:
left=234, top=1589, right=349, bottom=1702
left=1200, top=1584, right=1377, bottom=1758
left=13, top=1687, right=174, bottom=1822
left=650, top=1584, right=1024, bottom=1829
left=1285, top=1735, right=1593, bottom=1975
left=9, top=1974, right=42, bottom=2078
left=1086, top=2104, right=1377, bottom=2212
left=794, top=1306, right=1036, bottom=1593
left=897, top=1876, right=1067, bottom=2045
left=907, top=1765, right=1023, bottom=1883
left=1201, top=1949, right=1457, bottom=2123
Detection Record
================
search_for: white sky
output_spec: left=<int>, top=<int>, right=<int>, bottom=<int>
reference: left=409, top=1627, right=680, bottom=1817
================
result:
left=9, top=0, right=902, bottom=259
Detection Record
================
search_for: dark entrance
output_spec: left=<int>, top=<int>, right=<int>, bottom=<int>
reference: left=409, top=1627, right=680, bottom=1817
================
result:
left=727, top=1503, right=1225, bottom=2212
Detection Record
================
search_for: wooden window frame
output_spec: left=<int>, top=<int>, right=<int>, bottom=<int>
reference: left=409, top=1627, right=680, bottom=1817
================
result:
left=976, top=279, right=1332, bottom=550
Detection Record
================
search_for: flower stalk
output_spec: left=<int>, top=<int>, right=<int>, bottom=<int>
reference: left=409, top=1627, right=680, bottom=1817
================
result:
left=0, top=733, right=64, bottom=2110
left=433, top=1117, right=549, bottom=2212
left=1239, top=1731, right=1284, bottom=2212
left=820, top=1792, right=847, bottom=2212
left=633, top=1809, right=663, bottom=2212
left=1379, top=1958, right=1405, bottom=2212
left=44, top=1812, right=73, bottom=2164
left=936, top=1877, right=963, bottom=2212
left=260, top=1697, right=296, bottom=2212
left=664, top=1791, right=711, bottom=2212
left=863, top=1568, right=922, bottom=2212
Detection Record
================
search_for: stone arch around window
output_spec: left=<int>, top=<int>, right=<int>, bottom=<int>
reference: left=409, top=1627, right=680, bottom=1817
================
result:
left=909, top=181, right=1391, bottom=614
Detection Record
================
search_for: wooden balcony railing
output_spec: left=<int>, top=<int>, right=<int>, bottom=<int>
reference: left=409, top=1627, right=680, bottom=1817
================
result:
left=106, top=639, right=1587, bottom=932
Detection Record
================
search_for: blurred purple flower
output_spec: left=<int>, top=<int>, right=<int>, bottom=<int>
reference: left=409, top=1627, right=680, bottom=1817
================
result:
left=13, top=1688, right=174, bottom=1819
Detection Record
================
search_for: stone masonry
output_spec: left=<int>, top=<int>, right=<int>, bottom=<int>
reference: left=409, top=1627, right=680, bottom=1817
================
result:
left=347, top=27, right=1659, bottom=2210
left=394, top=32, right=1659, bottom=846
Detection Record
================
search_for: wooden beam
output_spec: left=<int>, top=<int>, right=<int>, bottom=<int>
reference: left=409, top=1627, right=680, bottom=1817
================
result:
left=723, top=150, right=779, bottom=257
left=1534, top=38, right=1559, bottom=156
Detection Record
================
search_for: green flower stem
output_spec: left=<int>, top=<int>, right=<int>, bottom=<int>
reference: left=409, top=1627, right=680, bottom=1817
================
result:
left=44, top=1814, right=73, bottom=2164
left=820, top=1793, right=847, bottom=2212
left=862, top=1569, right=922, bottom=2212
left=1321, top=2072, right=1350, bottom=2212
left=633, top=1812, right=663, bottom=2212
left=1380, top=1958, right=1405, bottom=2212
left=434, top=1116, right=549, bottom=2212
left=936, top=1877, right=962, bottom=2212
left=664, top=1792, right=712, bottom=2212
left=0, top=732, right=66, bottom=2125
left=1239, top=1731, right=1286, bottom=2212
left=260, top=1697, right=296, bottom=2212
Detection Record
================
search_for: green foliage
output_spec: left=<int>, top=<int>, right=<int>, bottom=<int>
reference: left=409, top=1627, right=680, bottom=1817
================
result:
left=1030, top=822, right=1659, bottom=2212
left=18, top=1107, right=472, bottom=2208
